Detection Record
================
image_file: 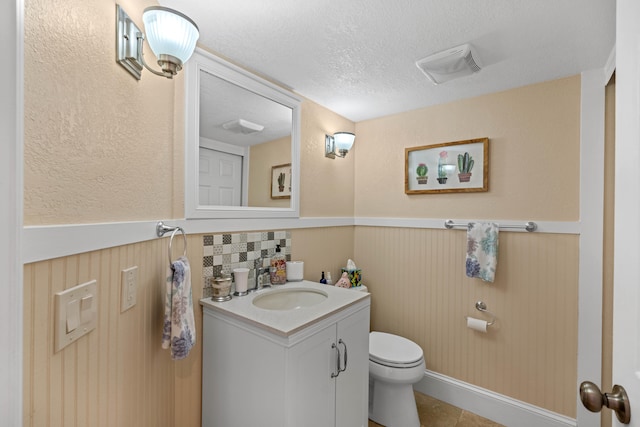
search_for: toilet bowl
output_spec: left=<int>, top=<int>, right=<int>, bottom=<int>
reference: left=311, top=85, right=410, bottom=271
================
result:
left=351, top=285, right=425, bottom=427
left=368, top=331, right=425, bottom=427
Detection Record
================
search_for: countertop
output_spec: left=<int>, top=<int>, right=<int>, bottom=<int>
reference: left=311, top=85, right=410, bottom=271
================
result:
left=200, top=280, right=370, bottom=337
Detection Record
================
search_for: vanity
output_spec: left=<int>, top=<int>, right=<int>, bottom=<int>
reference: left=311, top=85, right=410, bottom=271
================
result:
left=201, top=281, right=371, bottom=427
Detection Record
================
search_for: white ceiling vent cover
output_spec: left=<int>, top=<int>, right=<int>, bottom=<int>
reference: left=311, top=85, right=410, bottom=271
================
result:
left=416, top=44, right=482, bottom=85
left=221, top=118, right=264, bottom=134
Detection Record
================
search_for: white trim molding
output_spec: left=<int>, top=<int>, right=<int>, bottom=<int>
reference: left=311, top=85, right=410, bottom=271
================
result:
left=415, top=370, right=576, bottom=427
left=23, top=216, right=582, bottom=264
left=2, top=0, right=23, bottom=424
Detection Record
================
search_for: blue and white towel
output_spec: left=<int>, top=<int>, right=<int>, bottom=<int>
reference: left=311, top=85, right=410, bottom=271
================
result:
left=466, top=222, right=499, bottom=283
left=162, top=256, right=196, bottom=360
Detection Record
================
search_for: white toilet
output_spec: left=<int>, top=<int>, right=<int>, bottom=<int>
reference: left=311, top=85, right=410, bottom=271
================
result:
left=353, top=285, right=426, bottom=427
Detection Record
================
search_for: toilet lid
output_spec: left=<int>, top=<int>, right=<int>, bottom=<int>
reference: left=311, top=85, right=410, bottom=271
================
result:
left=369, top=331, right=424, bottom=366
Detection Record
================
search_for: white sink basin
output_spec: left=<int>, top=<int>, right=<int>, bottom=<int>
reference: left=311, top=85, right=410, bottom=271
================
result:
left=252, top=287, right=328, bottom=311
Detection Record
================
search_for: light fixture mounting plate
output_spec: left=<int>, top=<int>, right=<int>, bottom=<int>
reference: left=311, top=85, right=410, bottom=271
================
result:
left=116, top=4, right=143, bottom=80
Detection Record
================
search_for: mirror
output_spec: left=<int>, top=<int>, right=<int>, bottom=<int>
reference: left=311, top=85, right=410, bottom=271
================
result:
left=185, top=48, right=302, bottom=219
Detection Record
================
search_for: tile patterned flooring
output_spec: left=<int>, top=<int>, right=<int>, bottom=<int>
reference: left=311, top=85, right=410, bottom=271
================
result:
left=368, top=391, right=505, bottom=427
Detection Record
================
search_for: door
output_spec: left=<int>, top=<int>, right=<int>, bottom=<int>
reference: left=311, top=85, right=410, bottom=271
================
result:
left=199, top=147, right=242, bottom=206
left=611, top=1, right=640, bottom=425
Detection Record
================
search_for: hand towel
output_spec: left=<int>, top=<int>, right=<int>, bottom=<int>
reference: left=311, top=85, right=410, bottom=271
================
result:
left=162, top=256, right=196, bottom=360
left=466, top=222, right=499, bottom=282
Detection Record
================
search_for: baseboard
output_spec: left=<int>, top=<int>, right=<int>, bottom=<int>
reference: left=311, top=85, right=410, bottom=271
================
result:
left=414, top=370, right=576, bottom=427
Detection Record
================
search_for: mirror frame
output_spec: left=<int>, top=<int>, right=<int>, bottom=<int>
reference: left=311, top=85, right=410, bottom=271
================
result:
left=184, top=48, right=302, bottom=219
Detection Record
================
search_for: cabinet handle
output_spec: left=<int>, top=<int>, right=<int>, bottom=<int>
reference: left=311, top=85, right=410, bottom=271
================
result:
left=338, top=339, right=348, bottom=374
left=331, top=342, right=340, bottom=378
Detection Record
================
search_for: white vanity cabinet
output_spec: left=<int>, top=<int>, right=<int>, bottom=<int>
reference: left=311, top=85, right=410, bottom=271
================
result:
left=201, top=289, right=370, bottom=427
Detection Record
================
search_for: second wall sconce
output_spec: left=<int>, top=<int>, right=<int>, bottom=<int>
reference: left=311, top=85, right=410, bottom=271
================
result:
left=116, top=4, right=199, bottom=80
left=325, top=132, right=356, bottom=159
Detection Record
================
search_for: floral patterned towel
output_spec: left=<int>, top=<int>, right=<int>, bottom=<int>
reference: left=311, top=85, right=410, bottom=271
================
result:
left=466, top=223, right=499, bottom=283
left=162, top=256, right=196, bottom=360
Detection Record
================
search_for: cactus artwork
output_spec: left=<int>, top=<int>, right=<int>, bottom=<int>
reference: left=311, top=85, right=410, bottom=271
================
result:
left=416, top=163, right=428, bottom=184
left=277, top=172, right=285, bottom=192
left=437, top=151, right=449, bottom=184
left=457, top=152, right=474, bottom=182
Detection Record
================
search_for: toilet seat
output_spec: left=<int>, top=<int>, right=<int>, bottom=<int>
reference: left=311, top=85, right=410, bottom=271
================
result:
left=369, top=332, right=424, bottom=368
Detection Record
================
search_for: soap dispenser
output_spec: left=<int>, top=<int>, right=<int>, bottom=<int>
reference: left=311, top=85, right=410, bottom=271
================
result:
left=270, top=244, right=287, bottom=285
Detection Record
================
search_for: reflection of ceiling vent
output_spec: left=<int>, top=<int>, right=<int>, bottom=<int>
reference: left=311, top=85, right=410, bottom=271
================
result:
left=221, top=118, right=264, bottom=134
left=416, top=43, right=482, bottom=85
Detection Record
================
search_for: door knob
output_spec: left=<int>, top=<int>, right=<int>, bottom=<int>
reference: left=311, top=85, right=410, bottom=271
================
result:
left=579, top=381, right=631, bottom=424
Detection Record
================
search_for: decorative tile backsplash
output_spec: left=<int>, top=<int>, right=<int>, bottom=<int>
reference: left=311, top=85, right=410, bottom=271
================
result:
left=202, top=230, right=291, bottom=298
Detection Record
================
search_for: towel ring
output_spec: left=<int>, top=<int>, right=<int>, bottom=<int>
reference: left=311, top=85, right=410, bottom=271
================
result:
left=168, top=227, right=187, bottom=265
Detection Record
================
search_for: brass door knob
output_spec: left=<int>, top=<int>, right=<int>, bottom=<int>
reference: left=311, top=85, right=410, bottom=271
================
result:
left=579, top=381, right=631, bottom=424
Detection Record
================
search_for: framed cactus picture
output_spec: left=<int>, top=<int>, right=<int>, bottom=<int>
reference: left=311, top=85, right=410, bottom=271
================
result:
left=271, top=163, right=291, bottom=199
left=404, top=137, right=489, bottom=194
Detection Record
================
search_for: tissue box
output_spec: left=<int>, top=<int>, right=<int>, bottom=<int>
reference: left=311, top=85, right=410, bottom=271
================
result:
left=341, top=268, right=362, bottom=287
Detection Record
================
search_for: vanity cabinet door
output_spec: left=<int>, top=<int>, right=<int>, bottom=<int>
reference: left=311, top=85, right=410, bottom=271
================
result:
left=335, top=306, right=370, bottom=427
left=287, top=305, right=370, bottom=427
left=287, top=323, right=337, bottom=427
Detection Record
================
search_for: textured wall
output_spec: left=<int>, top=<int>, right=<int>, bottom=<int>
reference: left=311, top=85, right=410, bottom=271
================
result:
left=299, top=100, right=356, bottom=217
left=354, top=76, right=581, bottom=221
left=23, top=0, right=179, bottom=225
left=248, top=136, right=291, bottom=208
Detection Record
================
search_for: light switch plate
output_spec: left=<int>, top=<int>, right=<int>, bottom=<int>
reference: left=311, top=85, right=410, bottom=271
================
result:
left=54, top=280, right=97, bottom=352
left=121, top=266, right=138, bottom=312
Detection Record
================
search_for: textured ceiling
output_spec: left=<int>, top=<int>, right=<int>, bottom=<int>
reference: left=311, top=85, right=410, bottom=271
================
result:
left=162, top=0, right=616, bottom=122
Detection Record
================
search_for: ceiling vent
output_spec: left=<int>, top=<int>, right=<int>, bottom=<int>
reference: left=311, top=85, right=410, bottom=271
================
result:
left=416, top=43, right=482, bottom=85
left=221, top=118, right=264, bottom=134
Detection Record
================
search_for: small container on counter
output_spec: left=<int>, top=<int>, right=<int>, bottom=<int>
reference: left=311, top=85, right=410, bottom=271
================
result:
left=270, top=244, right=287, bottom=285
left=207, top=276, right=232, bottom=302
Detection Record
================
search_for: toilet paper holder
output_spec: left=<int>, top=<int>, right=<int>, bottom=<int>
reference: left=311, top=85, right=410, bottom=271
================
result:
left=467, top=301, right=496, bottom=327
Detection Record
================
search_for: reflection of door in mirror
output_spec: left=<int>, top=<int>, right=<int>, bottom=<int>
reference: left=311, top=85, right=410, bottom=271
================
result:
left=198, top=138, right=249, bottom=206
left=199, top=148, right=242, bottom=206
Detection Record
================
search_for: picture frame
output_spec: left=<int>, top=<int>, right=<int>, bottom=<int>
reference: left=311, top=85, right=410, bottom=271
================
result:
left=270, top=163, right=292, bottom=199
left=405, top=137, right=489, bottom=194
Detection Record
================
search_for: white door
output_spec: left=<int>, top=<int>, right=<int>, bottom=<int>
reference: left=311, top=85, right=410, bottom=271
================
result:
left=609, top=0, right=640, bottom=425
left=199, top=147, right=242, bottom=206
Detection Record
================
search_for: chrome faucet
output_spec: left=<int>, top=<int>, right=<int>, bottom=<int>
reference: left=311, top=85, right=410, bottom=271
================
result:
left=251, top=258, right=271, bottom=292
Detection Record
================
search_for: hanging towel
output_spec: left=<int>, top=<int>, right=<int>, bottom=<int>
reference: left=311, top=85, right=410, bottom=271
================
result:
left=162, top=256, right=196, bottom=360
left=466, top=222, right=499, bottom=282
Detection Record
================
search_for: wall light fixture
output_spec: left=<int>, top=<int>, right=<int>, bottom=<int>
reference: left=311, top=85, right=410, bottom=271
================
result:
left=325, top=132, right=355, bottom=159
left=116, top=4, right=199, bottom=80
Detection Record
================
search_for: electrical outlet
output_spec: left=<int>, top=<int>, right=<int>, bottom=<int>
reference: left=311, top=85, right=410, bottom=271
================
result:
left=121, top=266, right=138, bottom=312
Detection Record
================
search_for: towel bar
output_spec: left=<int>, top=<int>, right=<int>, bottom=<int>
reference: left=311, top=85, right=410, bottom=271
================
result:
left=444, top=219, right=537, bottom=232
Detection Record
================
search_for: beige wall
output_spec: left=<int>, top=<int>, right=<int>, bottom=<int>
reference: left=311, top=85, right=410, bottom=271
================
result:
left=352, top=76, right=582, bottom=417
left=24, top=0, right=179, bottom=225
left=355, top=76, right=581, bottom=221
left=248, top=136, right=291, bottom=208
left=299, top=100, right=356, bottom=217
left=356, top=228, right=579, bottom=416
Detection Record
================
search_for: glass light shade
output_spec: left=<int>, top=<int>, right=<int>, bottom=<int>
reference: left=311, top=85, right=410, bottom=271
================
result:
left=143, top=6, right=199, bottom=64
left=333, top=132, right=355, bottom=151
